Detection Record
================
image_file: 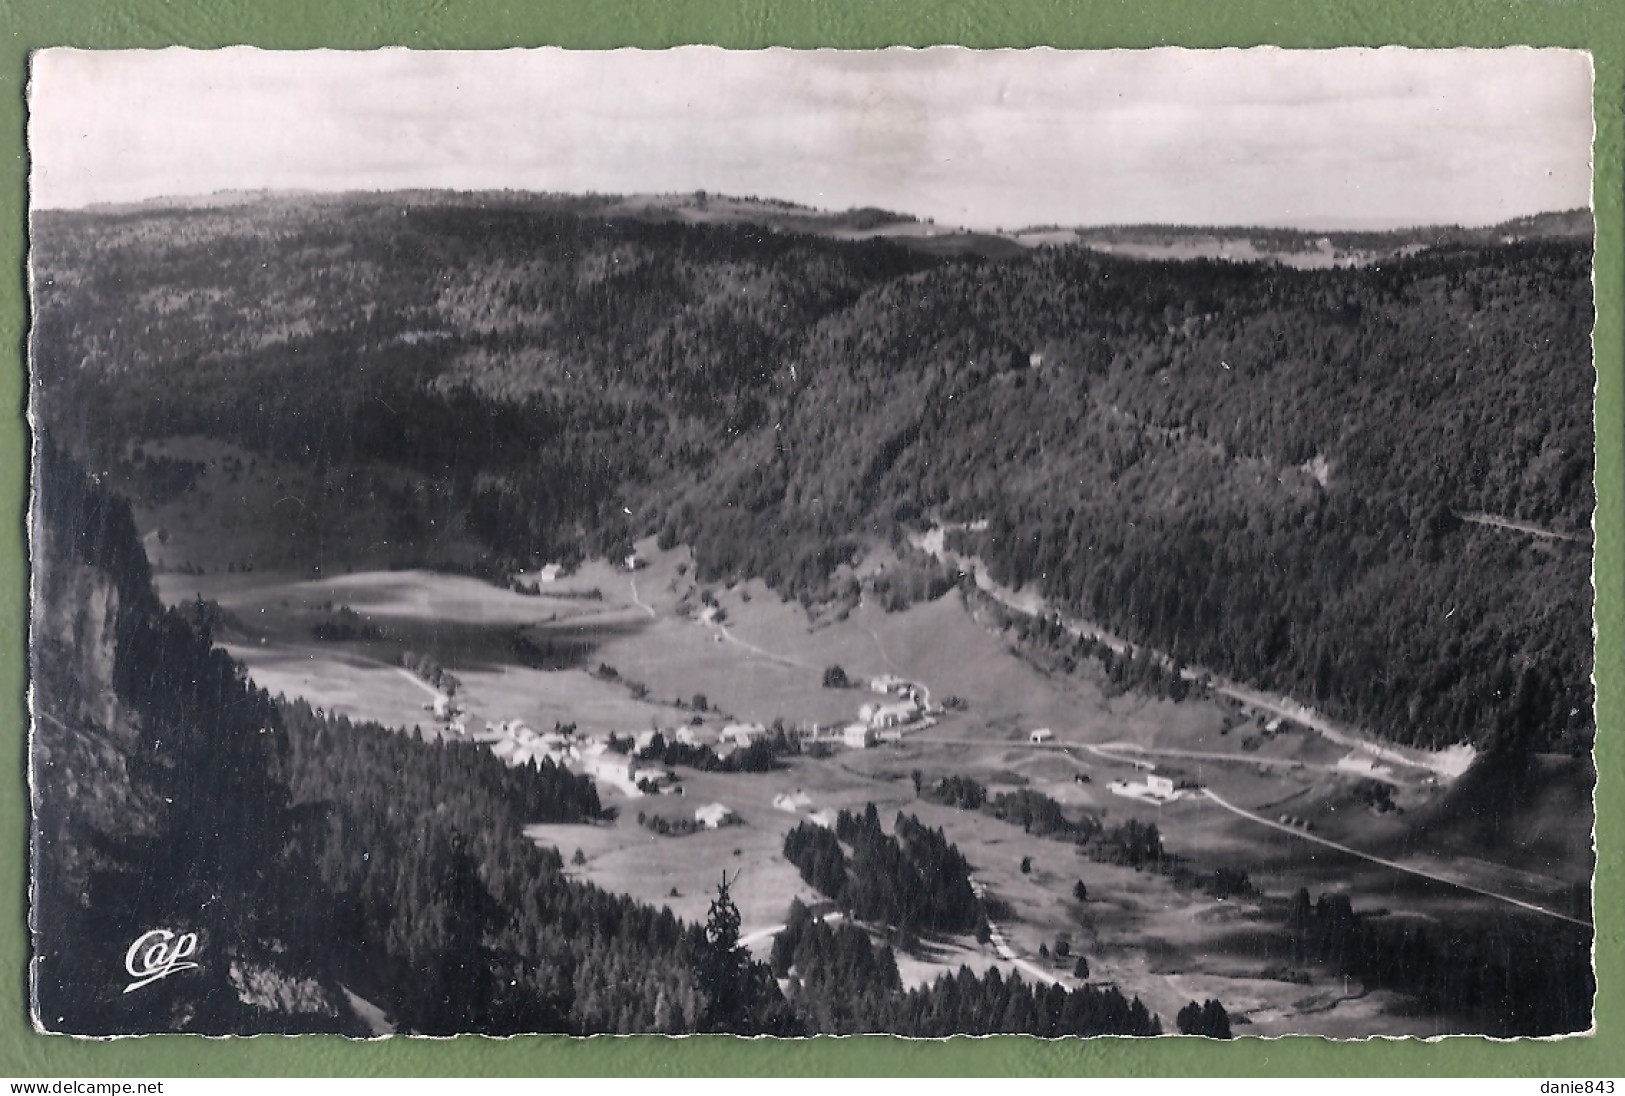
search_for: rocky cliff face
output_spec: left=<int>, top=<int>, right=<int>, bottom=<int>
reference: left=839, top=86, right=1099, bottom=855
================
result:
left=30, top=480, right=162, bottom=959
left=29, top=438, right=358, bottom=1035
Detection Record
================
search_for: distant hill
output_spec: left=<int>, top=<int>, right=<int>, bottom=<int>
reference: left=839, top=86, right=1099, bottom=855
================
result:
left=92, top=187, right=1589, bottom=265
left=1062, top=209, right=1593, bottom=268
left=30, top=190, right=1594, bottom=759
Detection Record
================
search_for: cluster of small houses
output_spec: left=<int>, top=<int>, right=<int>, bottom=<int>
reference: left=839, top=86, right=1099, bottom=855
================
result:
left=466, top=719, right=861, bottom=833
left=468, top=720, right=762, bottom=796
left=429, top=672, right=939, bottom=832
left=769, top=789, right=837, bottom=830
left=1025, top=727, right=1187, bottom=804
left=829, top=673, right=936, bottom=747
left=463, top=720, right=747, bottom=829
left=445, top=669, right=1198, bottom=822
left=469, top=673, right=934, bottom=779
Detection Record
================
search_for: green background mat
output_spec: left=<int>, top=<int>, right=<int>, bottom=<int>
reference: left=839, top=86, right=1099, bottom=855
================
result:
left=1, top=0, right=1620, bottom=1078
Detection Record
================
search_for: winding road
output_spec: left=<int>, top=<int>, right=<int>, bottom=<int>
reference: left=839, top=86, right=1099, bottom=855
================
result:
left=628, top=575, right=657, bottom=619
left=1455, top=511, right=1589, bottom=545
left=698, top=615, right=812, bottom=670
left=910, top=727, right=1590, bottom=931
left=913, top=524, right=1473, bottom=781
left=1079, top=740, right=1402, bottom=786
left=1198, top=788, right=1591, bottom=929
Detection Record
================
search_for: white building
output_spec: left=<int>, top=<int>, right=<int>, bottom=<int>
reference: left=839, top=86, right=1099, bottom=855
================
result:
left=694, top=802, right=738, bottom=829
left=1029, top=728, right=1055, bottom=745
left=842, top=723, right=877, bottom=749
left=869, top=703, right=916, bottom=729
left=721, top=723, right=767, bottom=746
left=1107, top=772, right=1183, bottom=804
left=585, top=753, right=636, bottom=783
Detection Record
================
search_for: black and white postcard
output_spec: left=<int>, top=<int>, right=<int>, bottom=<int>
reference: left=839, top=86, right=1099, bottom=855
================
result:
left=25, top=47, right=1596, bottom=1038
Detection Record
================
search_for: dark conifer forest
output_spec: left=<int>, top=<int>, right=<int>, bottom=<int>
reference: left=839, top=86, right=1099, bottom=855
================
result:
left=27, top=191, right=1595, bottom=1037
left=31, top=193, right=1594, bottom=757
left=30, top=434, right=1158, bottom=1036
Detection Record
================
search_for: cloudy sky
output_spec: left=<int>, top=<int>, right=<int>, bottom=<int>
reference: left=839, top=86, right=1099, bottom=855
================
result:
left=28, top=47, right=1593, bottom=230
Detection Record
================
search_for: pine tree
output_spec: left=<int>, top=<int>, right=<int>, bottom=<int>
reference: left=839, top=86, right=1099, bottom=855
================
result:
left=698, top=872, right=750, bottom=1033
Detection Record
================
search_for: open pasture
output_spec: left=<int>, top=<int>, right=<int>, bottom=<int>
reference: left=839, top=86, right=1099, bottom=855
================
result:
left=145, top=526, right=1586, bottom=1036
left=159, top=563, right=684, bottom=734
left=526, top=754, right=909, bottom=938
left=892, top=784, right=1463, bottom=1036
left=217, top=640, right=447, bottom=732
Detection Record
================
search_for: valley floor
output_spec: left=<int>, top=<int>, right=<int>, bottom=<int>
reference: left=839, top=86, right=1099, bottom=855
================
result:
left=154, top=535, right=1593, bottom=1038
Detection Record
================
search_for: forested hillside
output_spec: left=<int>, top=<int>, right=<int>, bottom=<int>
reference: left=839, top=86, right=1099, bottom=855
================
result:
left=31, top=437, right=353, bottom=1033
left=30, top=438, right=799, bottom=1034
left=31, top=192, right=1594, bottom=755
left=32, top=438, right=1170, bottom=1036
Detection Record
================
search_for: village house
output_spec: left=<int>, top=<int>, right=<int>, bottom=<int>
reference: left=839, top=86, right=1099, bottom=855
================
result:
left=721, top=723, right=767, bottom=747
left=632, top=766, right=677, bottom=790
left=1107, top=770, right=1182, bottom=804
left=875, top=722, right=918, bottom=744
left=867, top=702, right=916, bottom=730
left=694, top=802, right=738, bottom=829
left=1029, top=728, right=1055, bottom=745
left=585, top=752, right=635, bottom=782
left=511, top=742, right=561, bottom=769
left=842, top=723, right=877, bottom=749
